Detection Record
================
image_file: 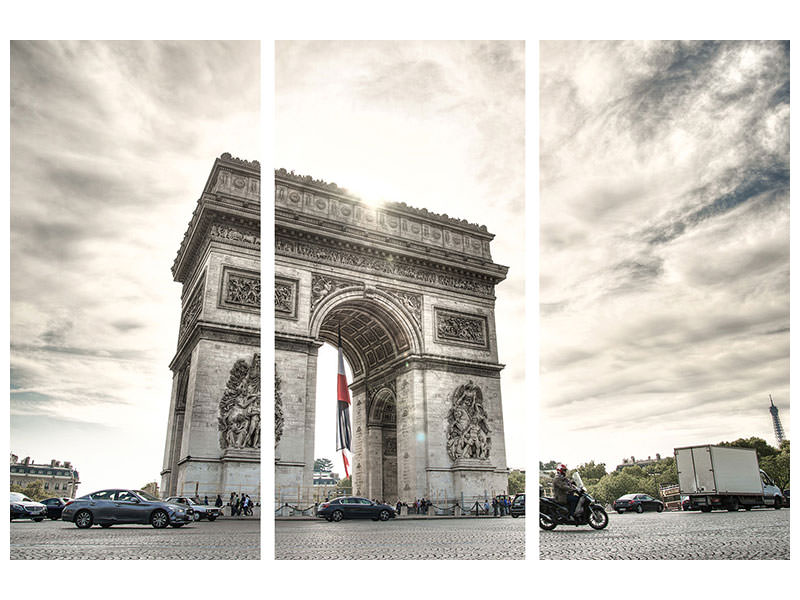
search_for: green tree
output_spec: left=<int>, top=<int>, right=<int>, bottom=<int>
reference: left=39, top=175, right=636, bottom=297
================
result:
left=508, top=469, right=526, bottom=495
left=333, top=476, right=351, bottom=496
left=314, top=458, right=334, bottom=472
left=11, top=479, right=49, bottom=501
left=539, top=460, right=560, bottom=471
left=576, top=461, right=607, bottom=486
left=718, top=437, right=779, bottom=459
left=760, top=441, right=790, bottom=489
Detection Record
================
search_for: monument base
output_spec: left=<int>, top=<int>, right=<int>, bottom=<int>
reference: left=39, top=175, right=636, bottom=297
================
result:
left=220, top=448, right=260, bottom=499
left=452, top=459, right=508, bottom=500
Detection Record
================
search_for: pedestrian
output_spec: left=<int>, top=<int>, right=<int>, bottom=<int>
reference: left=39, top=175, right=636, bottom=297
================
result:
left=484, top=499, right=490, bottom=515
left=204, top=495, right=209, bottom=505
left=396, top=500, right=402, bottom=515
left=492, top=497, right=498, bottom=517
left=215, top=494, right=223, bottom=508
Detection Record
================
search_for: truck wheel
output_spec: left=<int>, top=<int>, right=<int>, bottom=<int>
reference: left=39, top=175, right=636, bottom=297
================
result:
left=636, top=505, right=643, bottom=514
left=774, top=497, right=782, bottom=510
left=700, top=506, right=712, bottom=513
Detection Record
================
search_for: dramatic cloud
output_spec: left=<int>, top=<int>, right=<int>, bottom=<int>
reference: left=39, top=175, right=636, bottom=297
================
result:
left=540, top=41, right=789, bottom=470
left=276, top=41, right=526, bottom=469
left=10, top=41, right=259, bottom=493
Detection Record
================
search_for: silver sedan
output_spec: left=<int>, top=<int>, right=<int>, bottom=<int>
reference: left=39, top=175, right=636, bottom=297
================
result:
left=61, top=489, right=193, bottom=529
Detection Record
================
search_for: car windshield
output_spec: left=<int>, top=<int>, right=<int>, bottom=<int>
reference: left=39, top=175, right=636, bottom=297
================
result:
left=135, top=490, right=161, bottom=502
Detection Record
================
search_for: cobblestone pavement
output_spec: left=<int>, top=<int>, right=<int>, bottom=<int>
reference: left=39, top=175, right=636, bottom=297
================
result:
left=276, top=516, right=525, bottom=559
left=10, top=518, right=259, bottom=560
left=540, top=508, right=789, bottom=559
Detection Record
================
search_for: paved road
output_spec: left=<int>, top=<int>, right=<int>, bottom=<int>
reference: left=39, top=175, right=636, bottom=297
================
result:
left=10, top=517, right=259, bottom=560
left=539, top=508, right=789, bottom=559
left=276, top=516, right=525, bottom=560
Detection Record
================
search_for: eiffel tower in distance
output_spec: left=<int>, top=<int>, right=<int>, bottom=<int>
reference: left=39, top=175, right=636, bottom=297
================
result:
left=769, top=394, right=786, bottom=445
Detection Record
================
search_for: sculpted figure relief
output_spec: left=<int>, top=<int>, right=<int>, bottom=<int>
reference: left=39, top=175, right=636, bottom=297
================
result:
left=446, top=381, right=491, bottom=461
left=274, top=367, right=284, bottom=448
left=218, top=354, right=261, bottom=450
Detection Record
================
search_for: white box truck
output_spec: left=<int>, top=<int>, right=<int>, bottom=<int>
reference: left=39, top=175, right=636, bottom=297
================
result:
left=675, top=445, right=784, bottom=512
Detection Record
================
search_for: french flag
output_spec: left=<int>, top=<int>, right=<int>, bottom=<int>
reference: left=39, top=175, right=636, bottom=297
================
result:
left=336, top=325, right=352, bottom=477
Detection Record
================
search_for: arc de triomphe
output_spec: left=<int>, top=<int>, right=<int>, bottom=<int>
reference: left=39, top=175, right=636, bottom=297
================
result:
left=274, top=169, right=509, bottom=503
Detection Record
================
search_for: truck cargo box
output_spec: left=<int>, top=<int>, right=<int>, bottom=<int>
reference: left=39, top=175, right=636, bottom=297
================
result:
left=675, top=445, right=763, bottom=495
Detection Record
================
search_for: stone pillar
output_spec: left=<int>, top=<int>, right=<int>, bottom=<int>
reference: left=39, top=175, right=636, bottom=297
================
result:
left=367, top=425, right=383, bottom=500
left=275, top=337, right=320, bottom=503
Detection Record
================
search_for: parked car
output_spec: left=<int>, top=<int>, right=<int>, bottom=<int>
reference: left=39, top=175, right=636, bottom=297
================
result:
left=165, top=496, right=221, bottom=521
left=41, top=497, right=71, bottom=520
left=510, top=493, right=525, bottom=517
left=317, top=496, right=396, bottom=522
left=61, top=489, right=194, bottom=529
left=613, top=493, right=664, bottom=513
left=10, top=492, right=46, bottom=522
left=783, top=489, right=789, bottom=508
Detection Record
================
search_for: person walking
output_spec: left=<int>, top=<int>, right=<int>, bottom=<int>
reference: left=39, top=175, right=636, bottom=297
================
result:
left=215, top=494, right=223, bottom=508
left=204, top=495, right=209, bottom=505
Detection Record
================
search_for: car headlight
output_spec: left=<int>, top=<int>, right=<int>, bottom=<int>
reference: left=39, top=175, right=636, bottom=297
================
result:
left=11, top=503, right=23, bottom=511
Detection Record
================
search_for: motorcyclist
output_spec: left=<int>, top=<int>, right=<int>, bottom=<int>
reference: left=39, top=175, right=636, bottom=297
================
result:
left=553, top=463, right=579, bottom=519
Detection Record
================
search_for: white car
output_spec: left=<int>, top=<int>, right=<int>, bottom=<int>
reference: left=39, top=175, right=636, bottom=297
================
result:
left=10, top=492, right=47, bottom=522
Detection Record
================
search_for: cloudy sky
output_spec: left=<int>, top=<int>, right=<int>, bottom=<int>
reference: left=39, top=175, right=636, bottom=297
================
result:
left=540, top=41, right=789, bottom=470
left=276, top=41, right=526, bottom=472
left=10, top=41, right=259, bottom=494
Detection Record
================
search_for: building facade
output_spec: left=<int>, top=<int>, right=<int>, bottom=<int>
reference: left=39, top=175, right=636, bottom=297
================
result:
left=10, top=454, right=80, bottom=498
left=160, top=153, right=261, bottom=501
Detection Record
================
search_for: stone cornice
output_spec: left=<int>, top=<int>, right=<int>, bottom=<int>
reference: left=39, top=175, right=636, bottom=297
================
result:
left=276, top=169, right=501, bottom=265
left=174, top=154, right=260, bottom=282
left=170, top=321, right=260, bottom=371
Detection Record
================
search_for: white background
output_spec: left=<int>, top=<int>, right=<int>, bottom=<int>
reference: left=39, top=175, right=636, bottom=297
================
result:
left=2, top=0, right=798, bottom=597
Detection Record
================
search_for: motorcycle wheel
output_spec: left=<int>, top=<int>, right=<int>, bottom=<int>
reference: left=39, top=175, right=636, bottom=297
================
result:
left=588, top=506, right=609, bottom=530
left=539, top=513, right=557, bottom=530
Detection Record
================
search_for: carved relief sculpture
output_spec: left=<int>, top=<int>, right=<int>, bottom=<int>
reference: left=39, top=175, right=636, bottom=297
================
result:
left=310, top=273, right=360, bottom=311
left=179, top=279, right=205, bottom=340
left=435, top=308, right=488, bottom=348
left=446, top=381, right=491, bottom=461
left=274, top=281, right=294, bottom=314
left=226, top=273, right=260, bottom=308
left=274, top=366, right=284, bottom=448
left=218, top=354, right=261, bottom=450
left=381, top=287, right=422, bottom=330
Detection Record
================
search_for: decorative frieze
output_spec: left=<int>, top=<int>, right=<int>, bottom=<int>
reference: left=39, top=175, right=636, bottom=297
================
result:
left=219, top=267, right=260, bottom=313
left=274, top=277, right=298, bottom=319
left=210, top=223, right=260, bottom=248
left=276, top=236, right=494, bottom=298
left=434, top=308, right=489, bottom=349
left=179, top=277, right=205, bottom=341
left=446, top=381, right=491, bottom=462
left=310, top=273, right=362, bottom=312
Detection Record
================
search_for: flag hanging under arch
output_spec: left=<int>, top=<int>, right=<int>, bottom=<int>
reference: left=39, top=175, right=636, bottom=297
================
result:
left=336, top=326, right=352, bottom=477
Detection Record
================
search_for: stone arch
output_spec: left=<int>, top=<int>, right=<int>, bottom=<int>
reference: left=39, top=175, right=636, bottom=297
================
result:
left=309, top=286, right=422, bottom=381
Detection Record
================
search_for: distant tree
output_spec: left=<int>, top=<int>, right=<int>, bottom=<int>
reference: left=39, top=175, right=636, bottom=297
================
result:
left=576, top=461, right=607, bottom=486
left=314, top=458, right=334, bottom=472
left=508, top=469, right=526, bottom=495
left=760, top=442, right=790, bottom=489
left=11, top=479, right=49, bottom=501
left=718, top=437, right=779, bottom=459
left=334, top=476, right=351, bottom=495
left=539, top=460, right=560, bottom=471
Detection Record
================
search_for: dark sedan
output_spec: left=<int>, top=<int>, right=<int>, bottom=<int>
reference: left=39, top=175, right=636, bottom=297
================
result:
left=510, top=493, right=525, bottom=518
left=317, top=496, right=396, bottom=522
left=61, top=489, right=194, bottom=528
left=41, top=497, right=72, bottom=520
left=10, top=492, right=46, bottom=521
left=613, top=493, right=664, bottom=513
left=165, top=496, right=221, bottom=521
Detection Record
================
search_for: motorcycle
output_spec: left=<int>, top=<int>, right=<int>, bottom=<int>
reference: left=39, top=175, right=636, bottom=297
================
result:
left=540, top=472, right=609, bottom=530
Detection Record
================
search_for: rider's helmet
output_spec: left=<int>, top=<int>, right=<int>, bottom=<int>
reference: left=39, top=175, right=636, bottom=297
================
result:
left=556, top=463, right=567, bottom=475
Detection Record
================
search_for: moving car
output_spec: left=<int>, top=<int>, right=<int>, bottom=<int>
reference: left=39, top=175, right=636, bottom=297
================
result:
left=61, top=489, right=194, bottom=529
left=317, top=496, right=396, bottom=522
left=613, top=493, right=664, bottom=513
left=41, top=497, right=72, bottom=520
left=10, top=492, right=46, bottom=522
left=510, top=493, right=525, bottom=517
left=165, top=496, right=221, bottom=521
